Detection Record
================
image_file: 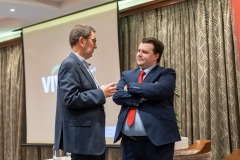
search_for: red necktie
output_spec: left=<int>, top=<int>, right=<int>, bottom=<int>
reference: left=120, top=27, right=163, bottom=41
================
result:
left=127, top=70, right=146, bottom=126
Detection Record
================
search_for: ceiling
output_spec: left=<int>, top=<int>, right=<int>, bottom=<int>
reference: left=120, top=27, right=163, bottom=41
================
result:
left=0, top=0, right=153, bottom=41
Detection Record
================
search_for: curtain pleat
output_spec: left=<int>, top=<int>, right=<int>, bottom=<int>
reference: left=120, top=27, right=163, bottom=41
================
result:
left=0, top=44, right=24, bottom=160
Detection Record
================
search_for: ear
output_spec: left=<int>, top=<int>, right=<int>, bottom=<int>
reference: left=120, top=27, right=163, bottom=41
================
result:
left=79, top=37, right=86, bottom=46
left=155, top=53, right=160, bottom=61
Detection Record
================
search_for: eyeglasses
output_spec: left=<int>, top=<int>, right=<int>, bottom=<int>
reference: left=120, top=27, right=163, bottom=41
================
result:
left=87, top=38, right=97, bottom=44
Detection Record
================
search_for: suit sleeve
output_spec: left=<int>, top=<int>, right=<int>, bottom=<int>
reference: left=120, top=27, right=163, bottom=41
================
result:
left=58, top=60, right=106, bottom=109
left=128, top=68, right=176, bottom=101
left=112, top=71, right=141, bottom=107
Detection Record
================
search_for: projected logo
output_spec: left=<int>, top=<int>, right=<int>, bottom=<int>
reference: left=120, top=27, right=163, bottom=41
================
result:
left=41, top=65, right=97, bottom=93
left=41, top=65, right=60, bottom=93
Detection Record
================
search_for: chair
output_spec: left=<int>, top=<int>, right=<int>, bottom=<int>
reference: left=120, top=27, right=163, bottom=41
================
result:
left=224, top=149, right=240, bottom=160
left=174, top=139, right=211, bottom=160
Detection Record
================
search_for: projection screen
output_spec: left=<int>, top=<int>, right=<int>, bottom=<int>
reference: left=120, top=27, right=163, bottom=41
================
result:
left=23, top=2, right=120, bottom=145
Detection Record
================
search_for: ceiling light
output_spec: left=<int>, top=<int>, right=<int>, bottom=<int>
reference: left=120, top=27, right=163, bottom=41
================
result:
left=10, top=9, right=15, bottom=12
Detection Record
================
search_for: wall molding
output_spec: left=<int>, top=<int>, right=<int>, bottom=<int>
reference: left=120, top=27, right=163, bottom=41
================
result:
left=0, top=37, right=22, bottom=49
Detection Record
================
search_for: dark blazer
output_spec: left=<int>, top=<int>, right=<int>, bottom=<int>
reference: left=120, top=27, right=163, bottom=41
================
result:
left=54, top=52, right=106, bottom=155
left=113, top=65, right=181, bottom=146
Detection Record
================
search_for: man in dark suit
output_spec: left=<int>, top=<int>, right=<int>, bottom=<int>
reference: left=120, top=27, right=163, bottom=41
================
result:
left=113, top=37, right=181, bottom=160
left=54, top=24, right=117, bottom=160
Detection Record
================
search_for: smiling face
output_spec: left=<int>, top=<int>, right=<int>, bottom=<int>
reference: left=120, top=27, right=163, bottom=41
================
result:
left=136, top=42, right=160, bottom=69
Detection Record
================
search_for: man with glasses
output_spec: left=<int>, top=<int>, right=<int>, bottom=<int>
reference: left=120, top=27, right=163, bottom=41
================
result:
left=54, top=24, right=117, bottom=160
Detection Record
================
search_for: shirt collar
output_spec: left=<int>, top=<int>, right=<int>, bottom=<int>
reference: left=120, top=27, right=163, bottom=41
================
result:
left=140, top=65, right=156, bottom=75
left=72, top=51, right=89, bottom=68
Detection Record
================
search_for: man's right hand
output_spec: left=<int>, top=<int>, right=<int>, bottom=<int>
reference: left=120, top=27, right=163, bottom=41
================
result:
left=100, top=82, right=117, bottom=97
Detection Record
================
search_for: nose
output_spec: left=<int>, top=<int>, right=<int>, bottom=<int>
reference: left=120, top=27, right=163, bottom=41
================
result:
left=137, top=51, right=142, bottom=56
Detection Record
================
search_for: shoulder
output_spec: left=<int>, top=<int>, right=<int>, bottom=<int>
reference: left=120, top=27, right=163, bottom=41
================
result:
left=156, top=66, right=175, bottom=74
left=122, top=68, right=139, bottom=75
left=63, top=53, right=79, bottom=63
left=63, top=53, right=81, bottom=65
left=59, top=53, right=81, bottom=71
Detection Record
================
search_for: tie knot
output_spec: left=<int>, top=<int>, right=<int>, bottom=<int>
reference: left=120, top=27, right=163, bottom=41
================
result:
left=140, top=70, right=145, bottom=76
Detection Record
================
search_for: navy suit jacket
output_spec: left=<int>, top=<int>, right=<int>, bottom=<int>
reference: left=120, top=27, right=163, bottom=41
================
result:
left=113, top=65, right=181, bottom=146
left=54, top=53, right=106, bottom=155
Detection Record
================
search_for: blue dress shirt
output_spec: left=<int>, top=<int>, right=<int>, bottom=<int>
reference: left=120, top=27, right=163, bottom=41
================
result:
left=122, top=65, right=156, bottom=136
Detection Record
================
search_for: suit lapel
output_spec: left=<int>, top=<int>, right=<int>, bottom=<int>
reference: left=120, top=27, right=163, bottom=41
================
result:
left=133, top=69, right=141, bottom=82
left=70, top=53, right=98, bottom=89
left=143, top=65, right=160, bottom=82
left=79, top=64, right=98, bottom=88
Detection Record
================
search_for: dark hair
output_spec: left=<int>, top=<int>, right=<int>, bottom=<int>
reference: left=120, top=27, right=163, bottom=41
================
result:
left=141, top=37, right=164, bottom=63
left=69, top=24, right=96, bottom=48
